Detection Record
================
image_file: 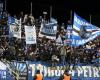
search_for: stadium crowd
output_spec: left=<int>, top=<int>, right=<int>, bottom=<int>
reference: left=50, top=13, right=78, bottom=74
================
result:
left=0, top=12, right=100, bottom=67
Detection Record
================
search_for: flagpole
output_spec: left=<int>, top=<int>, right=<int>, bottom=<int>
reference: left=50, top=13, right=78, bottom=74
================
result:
left=5, top=0, right=6, bottom=12
left=70, top=10, right=73, bottom=24
left=30, top=2, right=32, bottom=15
left=89, top=14, right=92, bottom=24
left=70, top=10, right=73, bottom=66
left=50, top=5, right=52, bottom=21
left=35, top=26, right=38, bottom=55
left=43, top=11, right=47, bottom=23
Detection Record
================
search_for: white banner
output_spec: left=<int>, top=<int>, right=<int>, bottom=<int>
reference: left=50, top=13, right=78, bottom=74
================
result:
left=9, top=19, right=21, bottom=38
left=39, top=18, right=57, bottom=40
left=25, top=25, right=36, bottom=44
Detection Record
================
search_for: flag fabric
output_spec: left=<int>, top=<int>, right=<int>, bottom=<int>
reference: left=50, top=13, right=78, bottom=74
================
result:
left=39, top=18, right=57, bottom=40
left=66, top=25, right=72, bottom=44
left=50, top=18, right=57, bottom=24
left=64, top=25, right=72, bottom=46
left=8, top=16, right=15, bottom=25
left=9, top=17, right=21, bottom=38
left=56, top=35, right=62, bottom=44
left=25, top=25, right=36, bottom=44
left=70, top=13, right=100, bottom=46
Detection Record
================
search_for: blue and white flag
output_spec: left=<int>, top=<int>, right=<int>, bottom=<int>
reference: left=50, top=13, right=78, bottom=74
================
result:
left=8, top=16, right=15, bottom=25
left=9, top=18, right=21, bottom=38
left=71, top=13, right=100, bottom=46
left=64, top=25, right=73, bottom=46
left=56, top=35, right=62, bottom=45
left=66, top=25, right=72, bottom=42
left=50, top=18, right=57, bottom=24
left=25, top=25, right=36, bottom=44
left=39, top=18, right=57, bottom=40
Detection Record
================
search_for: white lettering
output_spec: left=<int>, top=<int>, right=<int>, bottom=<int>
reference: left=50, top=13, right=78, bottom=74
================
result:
left=29, top=64, right=35, bottom=76
left=88, top=66, right=92, bottom=77
left=69, top=66, right=75, bottom=76
left=83, top=66, right=88, bottom=77
left=55, top=70, right=61, bottom=76
left=47, top=67, right=51, bottom=77
left=93, top=67, right=100, bottom=77
left=77, top=66, right=83, bottom=77
left=43, top=66, right=47, bottom=77
left=51, top=70, right=55, bottom=77
left=74, top=16, right=91, bottom=26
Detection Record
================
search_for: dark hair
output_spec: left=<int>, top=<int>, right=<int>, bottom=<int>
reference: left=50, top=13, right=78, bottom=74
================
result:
left=64, top=70, right=69, bottom=75
left=36, top=70, right=40, bottom=74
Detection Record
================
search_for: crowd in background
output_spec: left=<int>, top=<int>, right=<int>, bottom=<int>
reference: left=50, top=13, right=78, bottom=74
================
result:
left=0, top=11, right=100, bottom=66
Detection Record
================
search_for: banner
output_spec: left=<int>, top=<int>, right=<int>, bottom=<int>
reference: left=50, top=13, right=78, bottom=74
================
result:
left=28, top=62, right=100, bottom=80
left=64, top=25, right=72, bottom=45
left=11, top=61, right=28, bottom=80
left=0, top=61, right=100, bottom=80
left=0, top=61, right=7, bottom=80
left=71, top=13, right=100, bottom=46
left=8, top=16, right=15, bottom=25
left=39, top=18, right=57, bottom=40
left=9, top=18, right=21, bottom=38
left=25, top=25, right=36, bottom=44
left=0, top=61, right=28, bottom=80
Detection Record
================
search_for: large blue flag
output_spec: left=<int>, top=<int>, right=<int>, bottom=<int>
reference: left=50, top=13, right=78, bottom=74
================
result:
left=70, top=13, right=100, bottom=46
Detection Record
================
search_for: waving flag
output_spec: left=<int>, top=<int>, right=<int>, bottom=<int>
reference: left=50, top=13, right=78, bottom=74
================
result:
left=70, top=13, right=100, bottom=46
left=39, top=18, right=57, bottom=40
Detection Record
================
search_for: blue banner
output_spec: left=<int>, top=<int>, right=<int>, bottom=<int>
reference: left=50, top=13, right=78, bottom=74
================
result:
left=0, top=61, right=100, bottom=80
left=8, top=16, right=15, bottom=25
left=28, top=61, right=100, bottom=80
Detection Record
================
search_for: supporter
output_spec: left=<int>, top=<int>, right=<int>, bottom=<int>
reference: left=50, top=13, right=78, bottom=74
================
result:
left=60, top=46, right=67, bottom=65
left=23, top=14, right=29, bottom=25
left=51, top=54, right=59, bottom=68
left=34, top=70, right=43, bottom=80
left=29, top=13, right=35, bottom=25
left=60, top=70, right=71, bottom=80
